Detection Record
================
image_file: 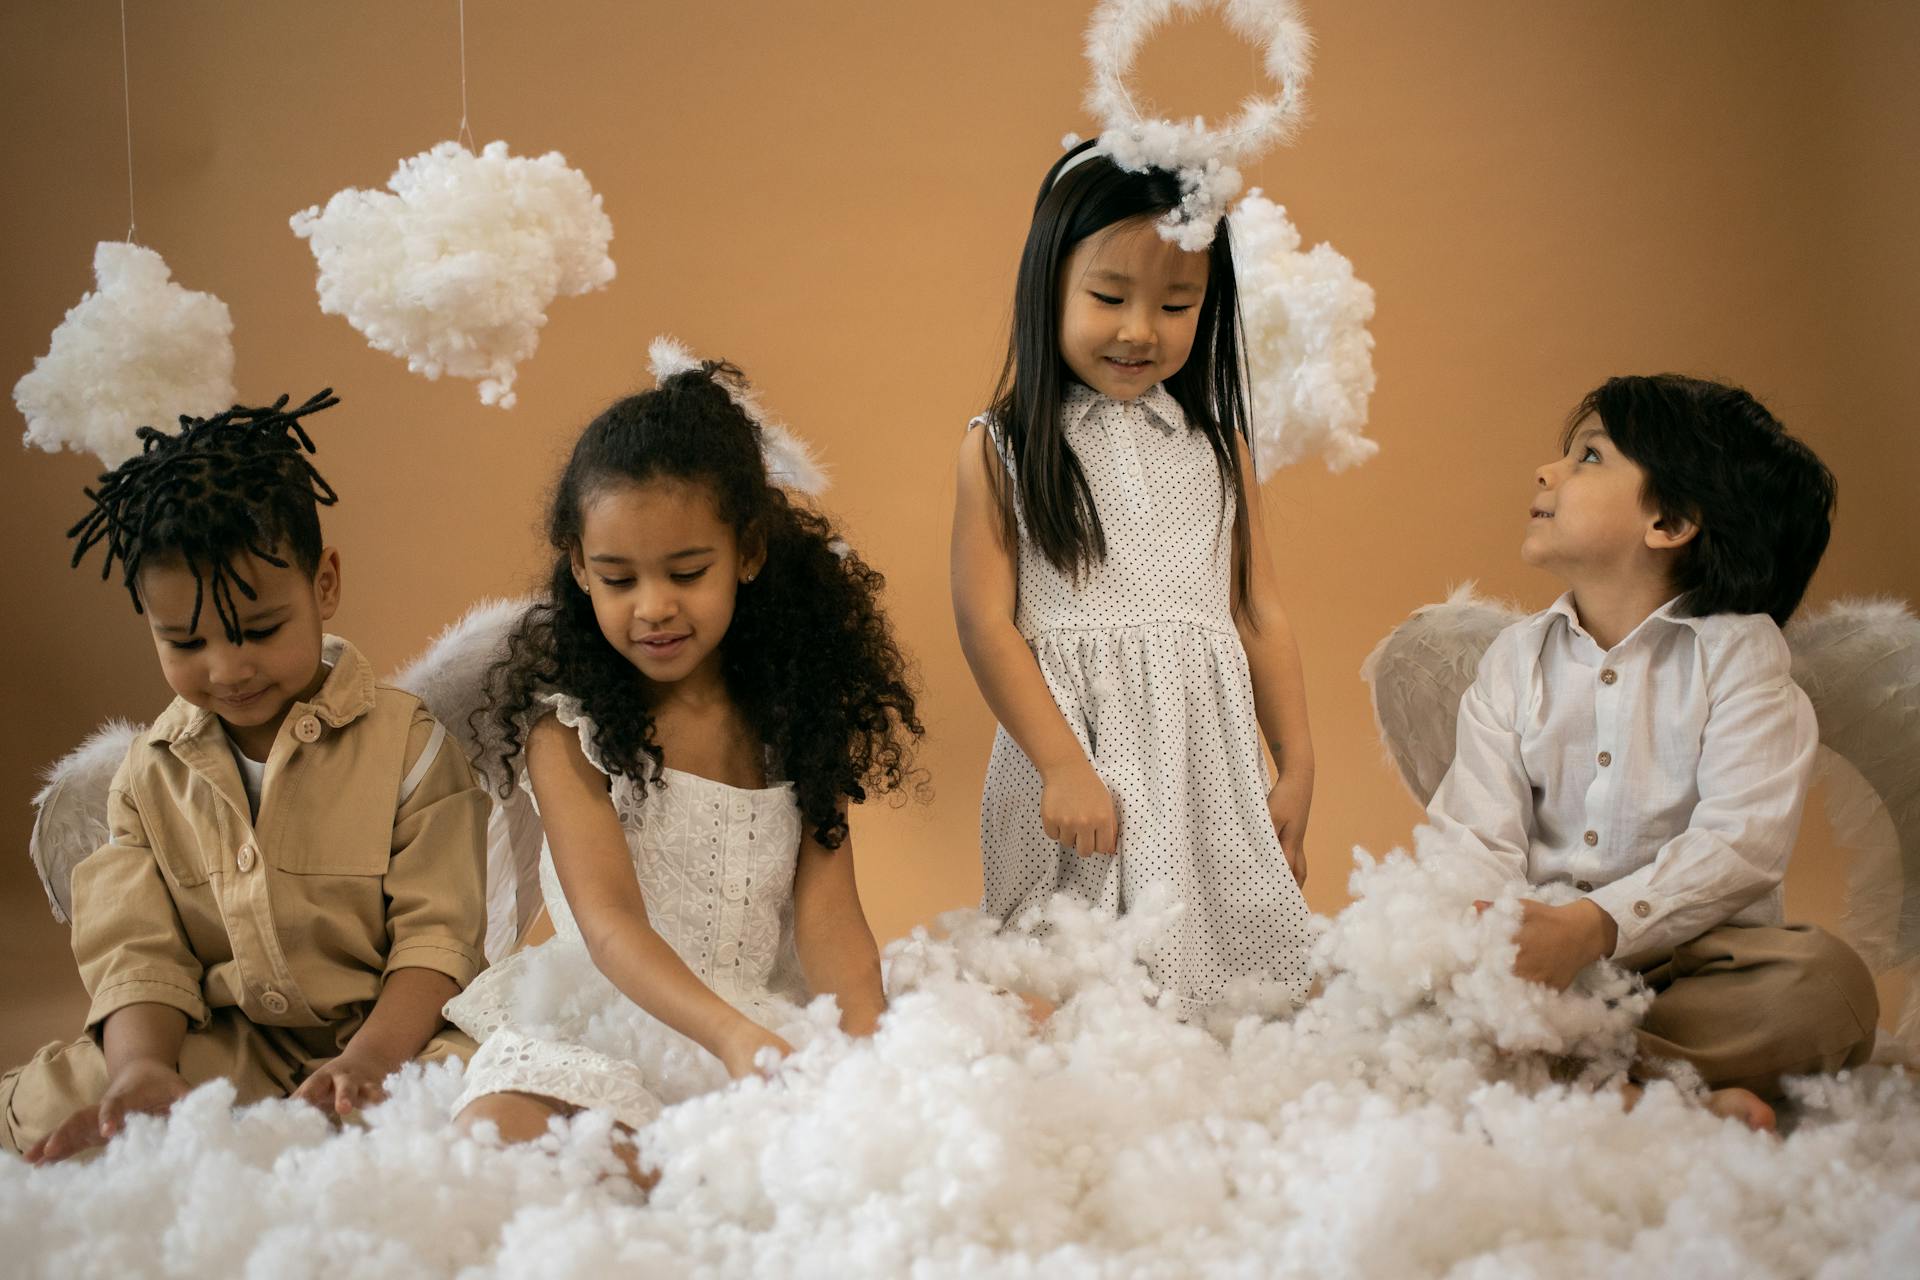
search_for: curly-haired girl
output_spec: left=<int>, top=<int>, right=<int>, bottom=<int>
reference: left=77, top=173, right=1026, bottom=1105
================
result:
left=444, top=354, right=922, bottom=1183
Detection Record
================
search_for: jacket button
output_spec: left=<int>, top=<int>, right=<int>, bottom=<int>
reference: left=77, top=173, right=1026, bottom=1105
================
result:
left=1575, top=880, right=1593, bottom=892
left=261, top=990, right=290, bottom=1014
left=1599, top=669, right=1618, bottom=685
left=1597, top=751, right=1612, bottom=767
left=1583, top=830, right=1599, bottom=846
left=237, top=843, right=257, bottom=873
left=1632, top=901, right=1652, bottom=919
left=293, top=715, right=322, bottom=743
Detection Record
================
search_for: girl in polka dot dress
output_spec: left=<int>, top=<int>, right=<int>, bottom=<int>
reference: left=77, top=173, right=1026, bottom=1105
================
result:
left=951, top=139, right=1316, bottom=1018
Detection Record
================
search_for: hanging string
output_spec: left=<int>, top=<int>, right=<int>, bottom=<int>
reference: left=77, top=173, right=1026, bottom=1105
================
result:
left=119, top=0, right=136, bottom=242
left=456, top=0, right=475, bottom=150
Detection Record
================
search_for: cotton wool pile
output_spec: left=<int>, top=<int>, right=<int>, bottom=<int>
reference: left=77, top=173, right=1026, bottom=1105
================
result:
left=290, top=140, right=615, bottom=409
left=5, top=852, right=1915, bottom=1279
left=13, top=242, right=235, bottom=468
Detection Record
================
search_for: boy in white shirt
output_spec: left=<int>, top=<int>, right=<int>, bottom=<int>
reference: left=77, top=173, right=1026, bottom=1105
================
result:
left=1422, top=373, right=1878, bottom=1130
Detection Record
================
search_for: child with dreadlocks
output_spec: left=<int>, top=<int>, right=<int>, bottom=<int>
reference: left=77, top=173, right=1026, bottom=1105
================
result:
left=2, top=392, right=490, bottom=1163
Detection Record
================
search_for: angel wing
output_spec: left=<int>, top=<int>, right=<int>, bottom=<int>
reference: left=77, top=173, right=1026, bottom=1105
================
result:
left=1785, top=598, right=1920, bottom=1043
left=1359, top=583, right=1523, bottom=806
left=389, top=597, right=544, bottom=963
left=27, top=720, right=145, bottom=923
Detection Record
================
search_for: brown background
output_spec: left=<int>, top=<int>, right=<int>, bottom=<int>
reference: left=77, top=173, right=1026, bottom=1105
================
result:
left=2, top=1, right=1913, bottom=1065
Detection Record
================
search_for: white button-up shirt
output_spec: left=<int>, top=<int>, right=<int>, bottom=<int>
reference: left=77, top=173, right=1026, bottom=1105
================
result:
left=1420, top=593, right=1819, bottom=960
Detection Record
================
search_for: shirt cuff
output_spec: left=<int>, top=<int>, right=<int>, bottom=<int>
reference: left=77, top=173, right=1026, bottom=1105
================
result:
left=1586, top=880, right=1662, bottom=959
left=384, top=938, right=484, bottom=990
left=84, top=970, right=210, bottom=1036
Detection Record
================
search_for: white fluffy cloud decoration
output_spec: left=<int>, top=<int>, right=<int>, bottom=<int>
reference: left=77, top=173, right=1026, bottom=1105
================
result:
left=13, top=243, right=235, bottom=469
left=1232, top=189, right=1378, bottom=477
left=290, top=140, right=616, bottom=409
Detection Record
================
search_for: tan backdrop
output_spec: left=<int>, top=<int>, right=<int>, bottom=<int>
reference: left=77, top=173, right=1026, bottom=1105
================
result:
left=3, top=1, right=1914, bottom=1065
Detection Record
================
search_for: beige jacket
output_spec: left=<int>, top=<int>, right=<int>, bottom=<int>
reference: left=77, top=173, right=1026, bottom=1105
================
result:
left=69, top=636, right=488, bottom=1037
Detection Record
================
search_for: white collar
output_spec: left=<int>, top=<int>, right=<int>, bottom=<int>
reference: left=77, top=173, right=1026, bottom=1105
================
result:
left=1542, top=591, right=1702, bottom=650
left=1062, top=380, right=1186, bottom=436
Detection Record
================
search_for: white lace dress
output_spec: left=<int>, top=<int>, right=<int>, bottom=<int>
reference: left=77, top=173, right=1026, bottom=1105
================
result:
left=979, top=383, right=1315, bottom=1018
left=445, top=694, right=809, bottom=1129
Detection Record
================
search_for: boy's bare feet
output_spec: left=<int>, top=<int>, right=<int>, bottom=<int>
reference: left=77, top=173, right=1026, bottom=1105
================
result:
left=1703, top=1087, right=1776, bottom=1132
left=1616, top=1080, right=1776, bottom=1132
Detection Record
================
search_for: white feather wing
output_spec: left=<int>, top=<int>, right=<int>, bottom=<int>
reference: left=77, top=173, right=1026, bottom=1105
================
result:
left=1785, top=598, right=1920, bottom=1041
left=389, top=597, right=544, bottom=961
left=28, top=720, right=145, bottom=923
left=1361, top=585, right=1524, bottom=806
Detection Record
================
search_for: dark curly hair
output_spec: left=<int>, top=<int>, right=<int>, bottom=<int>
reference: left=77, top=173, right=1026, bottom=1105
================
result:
left=1562, top=374, right=1836, bottom=625
left=481, top=360, right=924, bottom=849
left=66, top=391, right=340, bottom=643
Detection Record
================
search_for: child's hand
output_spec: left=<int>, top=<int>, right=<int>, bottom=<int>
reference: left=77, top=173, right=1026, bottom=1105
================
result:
left=717, top=1019, right=793, bottom=1081
left=1041, top=759, right=1119, bottom=856
left=1267, top=769, right=1311, bottom=888
left=1475, top=898, right=1618, bottom=990
left=292, top=1049, right=395, bottom=1118
left=26, top=1059, right=191, bottom=1163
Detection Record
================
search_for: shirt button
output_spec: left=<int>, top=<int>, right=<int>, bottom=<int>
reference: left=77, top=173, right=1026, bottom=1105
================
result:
left=1575, top=880, right=1593, bottom=892
left=261, top=990, right=290, bottom=1014
left=1597, top=751, right=1612, bottom=767
left=1599, top=669, right=1618, bottom=685
left=722, top=875, right=748, bottom=901
left=293, top=715, right=322, bottom=743
left=1584, top=830, right=1599, bottom=846
left=236, top=843, right=257, bottom=873
left=1632, top=901, right=1652, bottom=919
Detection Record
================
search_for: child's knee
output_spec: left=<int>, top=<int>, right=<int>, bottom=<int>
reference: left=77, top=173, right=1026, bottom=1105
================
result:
left=1793, top=927, right=1879, bottom=1051
left=1, top=1037, right=109, bottom=1156
left=455, top=1090, right=566, bottom=1144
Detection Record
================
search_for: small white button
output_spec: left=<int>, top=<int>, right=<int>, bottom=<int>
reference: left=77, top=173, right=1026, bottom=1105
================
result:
left=716, top=942, right=740, bottom=966
left=236, top=843, right=257, bottom=873
left=261, top=990, right=290, bottom=1014
left=722, top=874, right=747, bottom=901
left=293, top=715, right=322, bottom=743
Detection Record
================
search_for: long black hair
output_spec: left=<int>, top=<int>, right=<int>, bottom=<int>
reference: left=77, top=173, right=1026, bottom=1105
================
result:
left=987, top=139, right=1255, bottom=607
left=481, top=361, right=924, bottom=849
left=1563, top=374, right=1835, bottom=626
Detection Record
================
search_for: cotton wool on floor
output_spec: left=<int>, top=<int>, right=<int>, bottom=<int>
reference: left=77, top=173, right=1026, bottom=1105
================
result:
left=4, top=852, right=1914, bottom=1280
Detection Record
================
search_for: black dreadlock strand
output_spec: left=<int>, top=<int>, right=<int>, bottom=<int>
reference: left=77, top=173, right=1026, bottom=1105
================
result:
left=67, top=390, right=342, bottom=644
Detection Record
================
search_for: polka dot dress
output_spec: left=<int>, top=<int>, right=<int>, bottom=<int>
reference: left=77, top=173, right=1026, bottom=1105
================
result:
left=978, top=382, right=1314, bottom=1017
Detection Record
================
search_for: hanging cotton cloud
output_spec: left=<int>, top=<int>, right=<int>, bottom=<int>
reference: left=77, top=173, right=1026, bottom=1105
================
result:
left=290, top=140, right=615, bottom=409
left=5, top=849, right=1913, bottom=1276
left=13, top=243, right=235, bottom=469
left=1232, top=190, right=1378, bottom=477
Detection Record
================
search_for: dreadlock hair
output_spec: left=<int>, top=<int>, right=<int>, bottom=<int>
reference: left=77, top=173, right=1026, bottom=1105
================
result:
left=67, top=391, right=341, bottom=644
left=480, top=360, right=925, bottom=850
left=987, top=139, right=1257, bottom=612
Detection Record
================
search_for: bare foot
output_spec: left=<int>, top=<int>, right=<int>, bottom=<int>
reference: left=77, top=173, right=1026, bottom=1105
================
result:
left=1704, top=1087, right=1776, bottom=1132
left=1615, top=1081, right=1775, bottom=1132
left=1016, top=991, right=1057, bottom=1028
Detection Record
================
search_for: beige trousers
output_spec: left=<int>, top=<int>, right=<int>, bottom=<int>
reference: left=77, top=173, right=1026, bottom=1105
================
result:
left=1, top=1008, right=474, bottom=1155
left=1631, top=923, right=1879, bottom=1102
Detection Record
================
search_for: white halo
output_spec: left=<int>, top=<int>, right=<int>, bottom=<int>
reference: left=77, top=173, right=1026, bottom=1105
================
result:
left=1084, top=0, right=1312, bottom=160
